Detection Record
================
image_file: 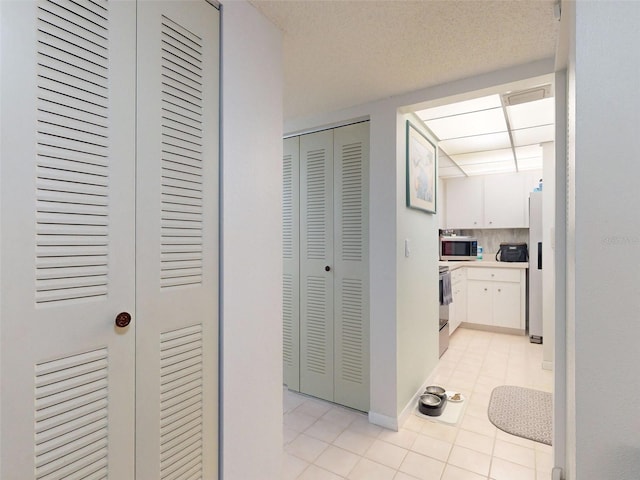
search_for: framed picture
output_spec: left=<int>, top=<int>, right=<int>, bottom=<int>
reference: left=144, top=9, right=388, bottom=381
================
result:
left=406, top=120, right=437, bottom=213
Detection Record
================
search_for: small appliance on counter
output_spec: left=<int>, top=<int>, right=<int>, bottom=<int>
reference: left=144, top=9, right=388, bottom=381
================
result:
left=495, top=242, right=528, bottom=262
left=439, top=236, right=478, bottom=261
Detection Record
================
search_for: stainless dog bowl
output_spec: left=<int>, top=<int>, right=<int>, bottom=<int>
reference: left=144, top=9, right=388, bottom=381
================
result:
left=424, top=385, right=446, bottom=399
left=418, top=393, right=447, bottom=416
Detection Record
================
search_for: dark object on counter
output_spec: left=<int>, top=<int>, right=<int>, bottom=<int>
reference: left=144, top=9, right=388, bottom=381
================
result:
left=418, top=393, right=447, bottom=416
left=496, top=242, right=528, bottom=262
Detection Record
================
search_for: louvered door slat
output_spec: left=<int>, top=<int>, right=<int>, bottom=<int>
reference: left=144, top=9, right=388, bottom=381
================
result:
left=36, top=0, right=112, bottom=307
left=299, top=130, right=334, bottom=402
left=159, top=12, right=205, bottom=290
left=282, top=137, right=300, bottom=390
left=333, top=123, right=370, bottom=412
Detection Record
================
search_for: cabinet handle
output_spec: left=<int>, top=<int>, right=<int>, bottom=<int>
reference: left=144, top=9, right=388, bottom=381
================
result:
left=484, top=288, right=488, bottom=291
left=498, top=288, right=502, bottom=292
left=325, top=265, right=331, bottom=272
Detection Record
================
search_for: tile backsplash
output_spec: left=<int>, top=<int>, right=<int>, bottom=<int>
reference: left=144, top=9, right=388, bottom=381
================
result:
left=460, top=228, right=529, bottom=259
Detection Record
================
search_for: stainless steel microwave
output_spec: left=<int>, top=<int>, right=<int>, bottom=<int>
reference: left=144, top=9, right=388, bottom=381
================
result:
left=440, top=236, right=478, bottom=261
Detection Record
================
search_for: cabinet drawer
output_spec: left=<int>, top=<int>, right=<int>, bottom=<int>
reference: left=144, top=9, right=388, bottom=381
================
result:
left=466, top=267, right=521, bottom=283
left=451, top=268, right=466, bottom=284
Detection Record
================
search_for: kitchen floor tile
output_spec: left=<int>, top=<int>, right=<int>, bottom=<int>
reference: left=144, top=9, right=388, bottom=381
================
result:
left=410, top=432, right=452, bottom=462
left=298, top=464, right=346, bottom=480
left=447, top=445, right=491, bottom=476
left=296, top=399, right=334, bottom=418
left=364, top=439, right=408, bottom=470
left=492, top=439, right=535, bottom=469
left=322, top=406, right=361, bottom=427
left=377, top=428, right=418, bottom=449
left=398, top=451, right=445, bottom=480
left=285, top=411, right=321, bottom=433
left=314, top=445, right=360, bottom=477
left=286, top=433, right=329, bottom=463
left=454, top=429, right=495, bottom=456
left=305, top=419, right=346, bottom=443
left=283, top=452, right=310, bottom=480
left=392, top=472, right=421, bottom=480
left=333, top=429, right=376, bottom=456
left=284, top=426, right=300, bottom=445
left=347, top=458, right=396, bottom=480
left=489, top=457, right=536, bottom=480
left=348, top=416, right=384, bottom=438
left=441, top=464, right=488, bottom=480
left=420, top=420, right=458, bottom=443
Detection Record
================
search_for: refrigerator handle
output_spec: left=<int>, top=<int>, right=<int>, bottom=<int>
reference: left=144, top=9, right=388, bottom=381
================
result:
left=538, top=242, right=542, bottom=270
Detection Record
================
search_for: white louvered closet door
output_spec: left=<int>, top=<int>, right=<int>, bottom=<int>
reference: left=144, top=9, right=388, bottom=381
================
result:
left=0, top=1, right=136, bottom=479
left=333, top=123, right=369, bottom=412
left=283, top=137, right=300, bottom=391
left=299, top=131, right=335, bottom=402
left=136, top=2, right=219, bottom=479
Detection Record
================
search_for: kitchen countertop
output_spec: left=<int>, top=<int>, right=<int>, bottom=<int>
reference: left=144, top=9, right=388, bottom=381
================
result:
left=439, top=260, right=528, bottom=270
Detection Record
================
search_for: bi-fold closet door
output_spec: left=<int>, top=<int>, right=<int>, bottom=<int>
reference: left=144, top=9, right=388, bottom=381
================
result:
left=0, top=1, right=219, bottom=478
left=283, top=122, right=370, bottom=412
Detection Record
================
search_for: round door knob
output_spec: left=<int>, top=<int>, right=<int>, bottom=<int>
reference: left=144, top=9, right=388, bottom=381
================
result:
left=115, top=312, right=131, bottom=328
left=325, top=266, right=331, bottom=272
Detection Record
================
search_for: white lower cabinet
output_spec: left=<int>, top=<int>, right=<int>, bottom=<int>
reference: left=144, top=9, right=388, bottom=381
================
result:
left=465, top=267, right=526, bottom=331
left=449, top=267, right=467, bottom=334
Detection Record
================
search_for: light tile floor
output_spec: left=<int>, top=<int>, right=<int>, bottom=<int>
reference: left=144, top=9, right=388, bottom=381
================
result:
left=283, top=327, right=554, bottom=480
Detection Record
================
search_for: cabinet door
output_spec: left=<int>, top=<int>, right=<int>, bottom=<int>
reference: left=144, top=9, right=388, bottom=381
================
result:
left=136, top=2, right=220, bottom=478
left=1, top=2, right=136, bottom=477
left=492, top=282, right=522, bottom=329
left=299, top=130, right=335, bottom=402
left=484, top=173, right=525, bottom=228
left=456, top=279, right=468, bottom=325
left=333, top=123, right=370, bottom=412
left=449, top=297, right=459, bottom=334
left=445, top=176, right=483, bottom=228
left=283, top=137, right=300, bottom=391
left=466, top=281, right=492, bottom=325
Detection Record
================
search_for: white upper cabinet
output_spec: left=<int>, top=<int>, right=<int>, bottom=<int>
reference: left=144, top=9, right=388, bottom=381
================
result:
left=445, top=170, right=541, bottom=229
left=484, top=173, right=526, bottom=227
left=445, top=176, right=484, bottom=228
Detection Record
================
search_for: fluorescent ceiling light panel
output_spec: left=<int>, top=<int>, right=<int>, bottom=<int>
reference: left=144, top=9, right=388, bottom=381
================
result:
left=512, top=124, right=555, bottom=146
left=515, top=144, right=542, bottom=160
left=461, top=161, right=515, bottom=176
left=425, top=107, right=507, bottom=140
left=416, top=94, right=502, bottom=121
left=439, top=131, right=511, bottom=155
left=517, top=157, right=544, bottom=170
left=451, top=147, right=514, bottom=166
left=507, top=97, right=555, bottom=129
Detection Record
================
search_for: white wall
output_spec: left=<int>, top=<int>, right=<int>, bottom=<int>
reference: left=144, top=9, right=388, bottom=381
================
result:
left=395, top=113, right=439, bottom=416
left=220, top=2, right=283, bottom=479
left=285, top=59, right=554, bottom=428
left=564, top=2, right=640, bottom=478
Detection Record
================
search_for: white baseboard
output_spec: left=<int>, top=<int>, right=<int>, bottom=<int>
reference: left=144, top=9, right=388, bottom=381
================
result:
left=542, top=360, right=553, bottom=371
left=369, top=372, right=444, bottom=432
left=368, top=411, right=398, bottom=431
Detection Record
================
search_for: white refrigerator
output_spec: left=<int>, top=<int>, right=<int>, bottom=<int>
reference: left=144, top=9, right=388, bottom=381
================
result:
left=528, top=191, right=543, bottom=343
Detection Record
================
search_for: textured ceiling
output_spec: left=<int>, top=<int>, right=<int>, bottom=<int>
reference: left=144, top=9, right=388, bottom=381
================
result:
left=250, top=0, right=560, bottom=120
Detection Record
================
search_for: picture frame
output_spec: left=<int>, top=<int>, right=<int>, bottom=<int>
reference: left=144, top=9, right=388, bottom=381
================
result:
left=406, top=120, right=437, bottom=214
